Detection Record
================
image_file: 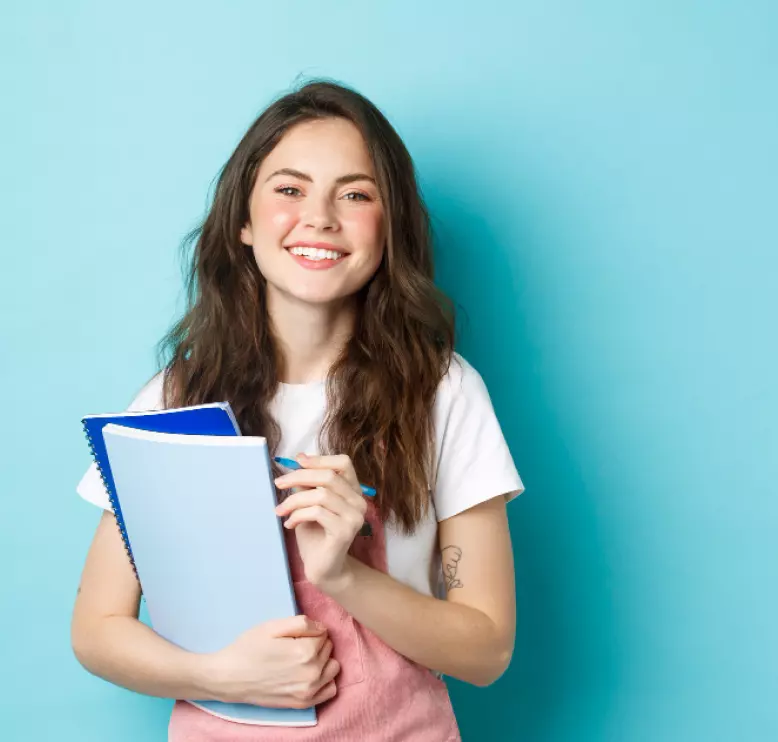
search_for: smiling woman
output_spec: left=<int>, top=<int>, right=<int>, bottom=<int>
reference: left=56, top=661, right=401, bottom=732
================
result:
left=241, top=119, right=386, bottom=302
left=71, top=80, right=523, bottom=742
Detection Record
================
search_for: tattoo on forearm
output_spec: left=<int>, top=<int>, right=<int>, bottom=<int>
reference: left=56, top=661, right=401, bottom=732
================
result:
left=441, top=545, right=463, bottom=590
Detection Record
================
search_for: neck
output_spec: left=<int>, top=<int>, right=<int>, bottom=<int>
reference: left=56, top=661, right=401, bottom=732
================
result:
left=268, top=290, right=356, bottom=385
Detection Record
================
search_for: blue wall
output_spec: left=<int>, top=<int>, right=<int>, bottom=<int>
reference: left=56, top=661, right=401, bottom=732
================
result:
left=2, top=2, right=776, bottom=740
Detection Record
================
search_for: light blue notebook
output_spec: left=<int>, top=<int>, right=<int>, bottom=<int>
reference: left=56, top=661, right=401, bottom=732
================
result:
left=101, top=423, right=316, bottom=727
left=82, top=403, right=241, bottom=579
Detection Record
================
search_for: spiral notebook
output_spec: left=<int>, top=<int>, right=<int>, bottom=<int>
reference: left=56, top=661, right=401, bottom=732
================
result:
left=81, top=403, right=241, bottom=578
left=81, top=409, right=316, bottom=727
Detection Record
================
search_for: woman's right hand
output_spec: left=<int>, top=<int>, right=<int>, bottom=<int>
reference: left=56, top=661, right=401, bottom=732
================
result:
left=203, top=615, right=340, bottom=709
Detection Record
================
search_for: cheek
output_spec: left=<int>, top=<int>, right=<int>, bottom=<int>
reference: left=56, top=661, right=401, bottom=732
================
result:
left=345, top=208, right=386, bottom=252
left=256, top=199, right=298, bottom=237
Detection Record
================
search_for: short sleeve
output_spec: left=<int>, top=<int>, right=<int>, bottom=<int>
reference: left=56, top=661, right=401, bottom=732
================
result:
left=432, top=356, right=524, bottom=522
left=76, top=373, right=166, bottom=510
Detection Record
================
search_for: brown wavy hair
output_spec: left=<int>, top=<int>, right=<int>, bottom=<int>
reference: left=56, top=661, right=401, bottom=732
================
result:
left=156, top=80, right=455, bottom=532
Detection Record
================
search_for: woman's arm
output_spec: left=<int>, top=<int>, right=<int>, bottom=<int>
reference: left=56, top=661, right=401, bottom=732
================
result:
left=71, top=511, right=339, bottom=707
left=329, top=496, right=516, bottom=687
left=275, top=455, right=517, bottom=688
left=71, top=511, right=217, bottom=699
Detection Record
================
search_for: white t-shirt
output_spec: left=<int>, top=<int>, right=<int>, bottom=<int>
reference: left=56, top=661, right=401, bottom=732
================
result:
left=76, top=353, right=524, bottom=598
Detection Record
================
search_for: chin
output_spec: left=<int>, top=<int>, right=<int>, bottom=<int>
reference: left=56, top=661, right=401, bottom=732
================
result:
left=277, top=273, right=375, bottom=304
left=284, top=286, right=356, bottom=306
left=293, top=294, right=343, bottom=306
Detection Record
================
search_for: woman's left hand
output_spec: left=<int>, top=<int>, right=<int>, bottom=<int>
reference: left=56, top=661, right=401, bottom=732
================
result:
left=274, top=454, right=368, bottom=594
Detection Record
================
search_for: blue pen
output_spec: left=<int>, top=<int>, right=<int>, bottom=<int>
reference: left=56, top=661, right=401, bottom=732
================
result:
left=273, top=456, right=377, bottom=497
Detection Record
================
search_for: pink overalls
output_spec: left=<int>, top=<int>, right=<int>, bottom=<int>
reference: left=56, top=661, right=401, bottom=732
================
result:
left=168, top=498, right=461, bottom=741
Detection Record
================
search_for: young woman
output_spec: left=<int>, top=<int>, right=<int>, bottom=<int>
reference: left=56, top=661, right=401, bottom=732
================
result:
left=71, top=81, right=524, bottom=742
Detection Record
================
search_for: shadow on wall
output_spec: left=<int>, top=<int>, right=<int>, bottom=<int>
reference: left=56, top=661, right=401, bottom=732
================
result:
left=426, top=163, right=622, bottom=741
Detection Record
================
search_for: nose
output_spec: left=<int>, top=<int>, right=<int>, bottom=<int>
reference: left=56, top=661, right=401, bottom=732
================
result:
left=302, top=194, right=339, bottom=231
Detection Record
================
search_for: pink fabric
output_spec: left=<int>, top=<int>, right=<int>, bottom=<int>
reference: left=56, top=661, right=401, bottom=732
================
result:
left=168, top=498, right=461, bottom=741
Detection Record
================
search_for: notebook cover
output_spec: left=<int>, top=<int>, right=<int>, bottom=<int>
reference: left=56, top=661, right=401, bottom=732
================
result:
left=102, top=424, right=316, bottom=727
left=82, top=404, right=241, bottom=576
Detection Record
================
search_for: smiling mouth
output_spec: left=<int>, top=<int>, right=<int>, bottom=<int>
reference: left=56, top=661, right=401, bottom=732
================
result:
left=286, top=245, right=347, bottom=262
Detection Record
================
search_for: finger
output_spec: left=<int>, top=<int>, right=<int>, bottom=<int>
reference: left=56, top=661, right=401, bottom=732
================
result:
left=275, top=469, right=361, bottom=508
left=276, top=487, right=360, bottom=519
left=283, top=504, right=364, bottom=540
left=315, top=658, right=341, bottom=689
left=309, top=678, right=338, bottom=705
left=296, top=634, right=331, bottom=667
left=266, top=614, right=327, bottom=638
left=283, top=504, right=344, bottom=535
left=314, top=638, right=333, bottom=671
left=321, top=657, right=340, bottom=687
left=276, top=472, right=366, bottom=514
left=299, top=452, right=361, bottom=491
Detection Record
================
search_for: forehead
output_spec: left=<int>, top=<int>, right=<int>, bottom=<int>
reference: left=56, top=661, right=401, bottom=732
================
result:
left=260, top=117, right=375, bottom=177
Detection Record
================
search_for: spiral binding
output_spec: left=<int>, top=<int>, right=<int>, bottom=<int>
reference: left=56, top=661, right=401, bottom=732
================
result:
left=82, top=420, right=140, bottom=581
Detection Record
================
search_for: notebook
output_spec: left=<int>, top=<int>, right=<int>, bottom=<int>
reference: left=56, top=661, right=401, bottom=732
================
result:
left=100, top=423, right=316, bottom=727
left=81, top=403, right=241, bottom=578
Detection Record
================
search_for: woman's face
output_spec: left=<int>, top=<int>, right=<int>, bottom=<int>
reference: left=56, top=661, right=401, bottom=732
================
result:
left=241, top=117, right=386, bottom=308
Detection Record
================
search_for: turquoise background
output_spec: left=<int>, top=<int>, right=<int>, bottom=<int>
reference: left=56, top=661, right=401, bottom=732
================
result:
left=2, top=2, right=776, bottom=740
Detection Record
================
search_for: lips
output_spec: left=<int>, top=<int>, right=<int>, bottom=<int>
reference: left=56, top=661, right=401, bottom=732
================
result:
left=285, top=244, right=348, bottom=271
left=284, top=241, right=348, bottom=255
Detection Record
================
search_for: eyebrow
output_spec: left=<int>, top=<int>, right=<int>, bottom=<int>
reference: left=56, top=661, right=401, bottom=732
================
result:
left=265, top=168, right=376, bottom=186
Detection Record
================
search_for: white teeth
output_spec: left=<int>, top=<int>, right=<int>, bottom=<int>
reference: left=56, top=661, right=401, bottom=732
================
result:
left=288, top=246, right=344, bottom=261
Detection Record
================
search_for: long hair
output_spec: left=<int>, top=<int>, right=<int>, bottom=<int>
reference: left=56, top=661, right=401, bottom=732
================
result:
left=157, top=80, right=455, bottom=532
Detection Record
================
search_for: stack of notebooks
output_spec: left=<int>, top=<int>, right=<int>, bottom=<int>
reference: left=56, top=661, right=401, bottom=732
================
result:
left=81, top=403, right=316, bottom=727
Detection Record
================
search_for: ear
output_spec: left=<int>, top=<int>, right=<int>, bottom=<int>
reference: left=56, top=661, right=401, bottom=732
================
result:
left=240, top=224, right=253, bottom=246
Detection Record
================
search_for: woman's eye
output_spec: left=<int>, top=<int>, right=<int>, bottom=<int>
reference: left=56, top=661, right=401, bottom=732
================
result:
left=343, top=191, right=370, bottom=202
left=276, top=186, right=302, bottom=197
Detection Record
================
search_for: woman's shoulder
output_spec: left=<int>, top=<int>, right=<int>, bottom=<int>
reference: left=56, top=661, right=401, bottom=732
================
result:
left=436, top=352, right=488, bottom=401
left=432, top=352, right=499, bottom=425
left=127, top=371, right=166, bottom=411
